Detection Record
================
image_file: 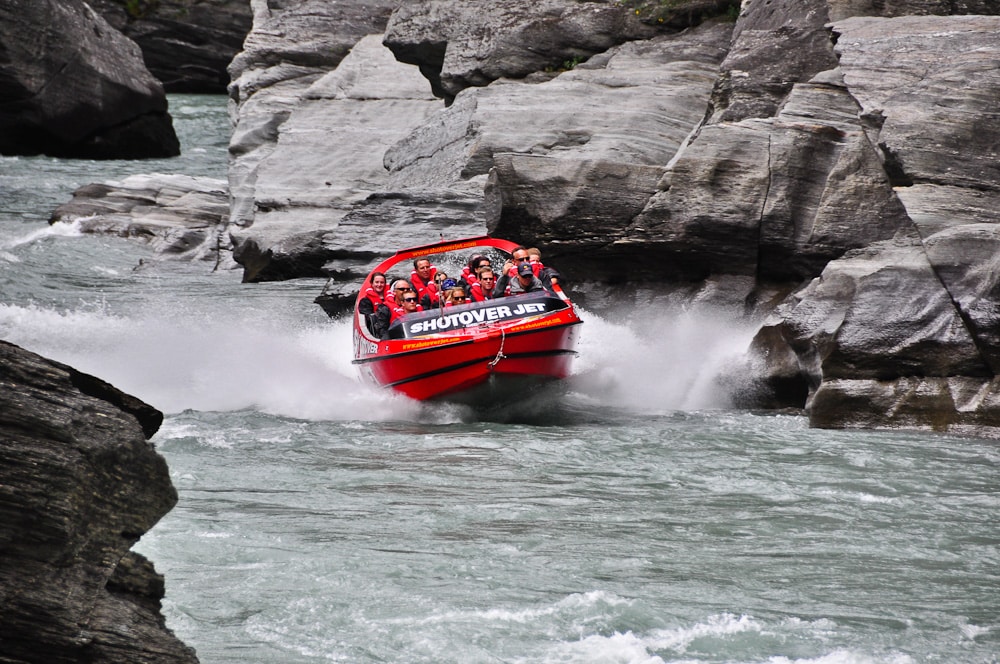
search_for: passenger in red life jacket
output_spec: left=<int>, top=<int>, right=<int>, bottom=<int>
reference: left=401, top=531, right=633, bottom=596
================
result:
left=527, top=246, right=561, bottom=291
left=410, top=258, right=439, bottom=308
left=358, top=271, right=387, bottom=315
left=389, top=290, right=423, bottom=326
left=358, top=271, right=391, bottom=336
left=386, top=279, right=412, bottom=307
left=469, top=268, right=498, bottom=302
left=459, top=254, right=492, bottom=291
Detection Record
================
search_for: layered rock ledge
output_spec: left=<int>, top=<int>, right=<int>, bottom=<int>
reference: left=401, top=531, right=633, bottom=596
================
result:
left=0, top=340, right=197, bottom=663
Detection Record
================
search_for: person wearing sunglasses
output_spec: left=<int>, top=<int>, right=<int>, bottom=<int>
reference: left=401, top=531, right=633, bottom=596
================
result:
left=387, top=279, right=412, bottom=306
left=469, top=268, right=498, bottom=302
left=389, top=289, right=424, bottom=325
left=445, top=286, right=469, bottom=307
left=494, top=246, right=534, bottom=297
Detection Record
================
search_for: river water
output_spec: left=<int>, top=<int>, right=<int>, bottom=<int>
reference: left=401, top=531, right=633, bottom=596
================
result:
left=1, top=95, right=997, bottom=664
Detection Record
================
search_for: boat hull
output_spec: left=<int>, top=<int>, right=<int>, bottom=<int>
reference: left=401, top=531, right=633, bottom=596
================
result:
left=355, top=318, right=581, bottom=401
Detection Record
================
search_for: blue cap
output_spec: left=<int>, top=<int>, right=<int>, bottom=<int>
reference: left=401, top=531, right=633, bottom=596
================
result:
left=517, top=262, right=534, bottom=277
left=441, top=278, right=457, bottom=289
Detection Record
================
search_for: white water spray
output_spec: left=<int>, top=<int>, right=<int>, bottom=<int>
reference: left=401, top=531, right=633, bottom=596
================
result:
left=1, top=293, right=757, bottom=422
left=570, top=305, right=758, bottom=413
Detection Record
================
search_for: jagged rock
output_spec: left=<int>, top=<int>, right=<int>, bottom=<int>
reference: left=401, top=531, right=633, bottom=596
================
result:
left=748, top=227, right=1000, bottom=433
left=0, top=340, right=197, bottom=663
left=383, top=0, right=662, bottom=101
left=0, top=0, right=179, bottom=159
left=228, top=33, right=445, bottom=281
left=708, top=0, right=839, bottom=123
left=432, top=20, right=732, bottom=283
left=227, top=0, right=398, bottom=231
left=89, top=0, right=253, bottom=93
left=50, top=174, right=232, bottom=265
left=739, top=14, right=1000, bottom=432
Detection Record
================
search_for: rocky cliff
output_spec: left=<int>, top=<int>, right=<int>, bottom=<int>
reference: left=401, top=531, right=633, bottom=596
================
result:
left=0, top=0, right=179, bottom=159
left=49, top=0, right=1000, bottom=437
left=89, top=0, right=252, bottom=93
left=0, top=340, right=197, bottom=663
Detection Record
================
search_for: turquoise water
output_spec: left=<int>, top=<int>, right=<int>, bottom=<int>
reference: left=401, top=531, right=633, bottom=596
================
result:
left=1, top=95, right=997, bottom=664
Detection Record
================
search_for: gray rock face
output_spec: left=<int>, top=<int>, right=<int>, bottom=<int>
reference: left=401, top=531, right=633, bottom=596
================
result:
left=0, top=0, right=179, bottom=158
left=383, top=0, right=661, bottom=101
left=744, top=14, right=1000, bottom=434
left=228, top=31, right=445, bottom=282
left=89, top=0, right=253, bottom=93
left=0, top=340, right=197, bottom=663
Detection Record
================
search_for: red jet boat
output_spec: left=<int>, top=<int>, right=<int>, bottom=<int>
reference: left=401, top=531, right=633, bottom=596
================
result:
left=352, top=237, right=583, bottom=402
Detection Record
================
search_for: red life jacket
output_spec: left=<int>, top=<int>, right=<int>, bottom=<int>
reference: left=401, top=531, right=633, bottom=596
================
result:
left=410, top=267, right=440, bottom=305
left=469, top=282, right=495, bottom=302
left=362, top=286, right=385, bottom=309
left=390, top=303, right=423, bottom=325
left=461, top=265, right=480, bottom=288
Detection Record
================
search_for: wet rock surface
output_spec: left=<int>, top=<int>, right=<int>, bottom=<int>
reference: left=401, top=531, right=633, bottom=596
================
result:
left=0, top=340, right=197, bottom=663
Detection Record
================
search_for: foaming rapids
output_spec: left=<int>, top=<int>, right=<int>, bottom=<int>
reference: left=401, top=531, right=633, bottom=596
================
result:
left=569, top=304, right=759, bottom=414
left=0, top=301, right=420, bottom=421
left=0, top=220, right=83, bottom=260
left=0, top=297, right=757, bottom=422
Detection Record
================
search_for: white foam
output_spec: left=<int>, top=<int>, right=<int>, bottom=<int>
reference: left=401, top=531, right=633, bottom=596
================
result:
left=1, top=295, right=757, bottom=421
left=571, top=305, right=758, bottom=413
left=0, top=219, right=84, bottom=251
left=0, top=300, right=416, bottom=421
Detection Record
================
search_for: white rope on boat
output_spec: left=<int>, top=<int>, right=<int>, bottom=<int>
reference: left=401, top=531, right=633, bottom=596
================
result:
left=488, top=328, right=506, bottom=370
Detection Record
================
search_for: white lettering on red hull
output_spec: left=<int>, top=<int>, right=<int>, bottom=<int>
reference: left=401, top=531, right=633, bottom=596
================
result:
left=407, top=302, right=548, bottom=335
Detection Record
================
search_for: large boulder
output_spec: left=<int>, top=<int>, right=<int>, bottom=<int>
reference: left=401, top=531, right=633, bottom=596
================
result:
left=227, top=32, right=445, bottom=282
left=0, top=0, right=179, bottom=159
left=0, top=340, right=197, bottom=663
left=89, top=0, right=253, bottom=93
left=225, top=0, right=402, bottom=281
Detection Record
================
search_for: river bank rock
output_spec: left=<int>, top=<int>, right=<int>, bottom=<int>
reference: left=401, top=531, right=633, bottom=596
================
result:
left=50, top=173, right=232, bottom=266
left=89, top=0, right=253, bottom=93
left=0, top=340, right=197, bottom=662
left=743, top=13, right=1000, bottom=435
left=0, top=0, right=179, bottom=159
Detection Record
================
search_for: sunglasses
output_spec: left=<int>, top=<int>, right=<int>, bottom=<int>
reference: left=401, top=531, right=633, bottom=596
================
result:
left=514, top=256, right=530, bottom=262
left=403, top=297, right=418, bottom=303
left=481, top=277, right=495, bottom=281
left=452, top=296, right=467, bottom=301
left=394, top=287, right=408, bottom=291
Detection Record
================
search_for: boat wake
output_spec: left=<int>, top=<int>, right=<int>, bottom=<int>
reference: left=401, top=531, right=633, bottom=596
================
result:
left=0, top=298, right=757, bottom=424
